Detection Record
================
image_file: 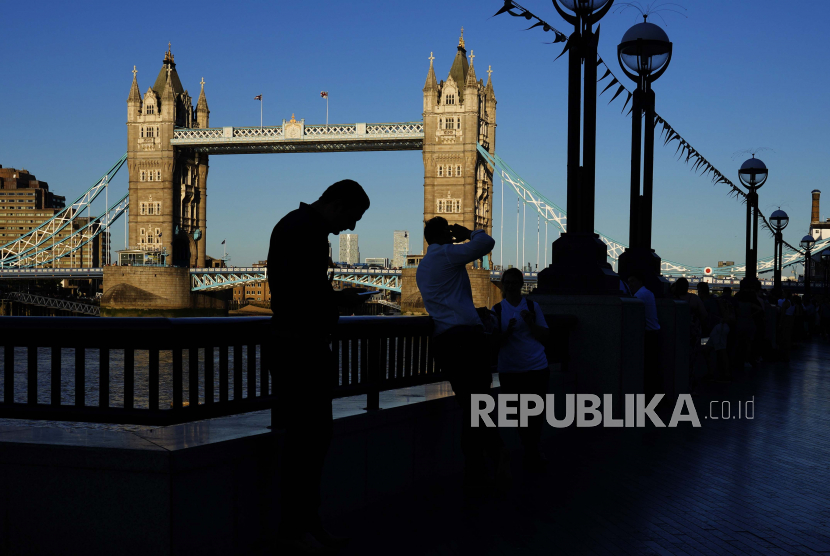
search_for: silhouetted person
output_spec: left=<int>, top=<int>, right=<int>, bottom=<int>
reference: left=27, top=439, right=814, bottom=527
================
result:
left=628, top=273, right=661, bottom=398
left=416, top=217, right=507, bottom=493
left=267, top=179, right=370, bottom=554
left=492, top=268, right=550, bottom=472
left=672, top=278, right=706, bottom=392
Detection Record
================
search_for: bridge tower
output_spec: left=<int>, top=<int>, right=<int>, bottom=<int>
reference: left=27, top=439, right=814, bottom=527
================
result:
left=422, top=31, right=496, bottom=258
left=126, top=45, right=209, bottom=267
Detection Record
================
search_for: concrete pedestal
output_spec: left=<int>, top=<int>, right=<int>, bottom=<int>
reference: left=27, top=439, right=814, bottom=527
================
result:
left=101, top=267, right=229, bottom=317
left=529, top=295, right=645, bottom=420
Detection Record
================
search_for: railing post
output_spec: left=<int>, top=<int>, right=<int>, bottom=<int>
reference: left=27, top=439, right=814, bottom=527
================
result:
left=364, top=335, right=380, bottom=411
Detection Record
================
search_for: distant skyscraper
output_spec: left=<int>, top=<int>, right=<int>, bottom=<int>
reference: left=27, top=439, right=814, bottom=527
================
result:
left=339, top=234, right=359, bottom=265
left=392, top=230, right=409, bottom=268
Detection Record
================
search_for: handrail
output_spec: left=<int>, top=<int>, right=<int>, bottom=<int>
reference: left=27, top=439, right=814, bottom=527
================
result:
left=0, top=314, right=577, bottom=425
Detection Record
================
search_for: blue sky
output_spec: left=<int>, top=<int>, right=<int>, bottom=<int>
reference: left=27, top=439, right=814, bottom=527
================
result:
left=2, top=0, right=828, bottom=271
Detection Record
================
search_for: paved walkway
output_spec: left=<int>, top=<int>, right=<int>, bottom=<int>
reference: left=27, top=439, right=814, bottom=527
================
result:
left=336, top=341, right=830, bottom=556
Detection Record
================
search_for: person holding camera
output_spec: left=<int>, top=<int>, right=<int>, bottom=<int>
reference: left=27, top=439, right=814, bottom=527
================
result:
left=416, top=217, right=508, bottom=494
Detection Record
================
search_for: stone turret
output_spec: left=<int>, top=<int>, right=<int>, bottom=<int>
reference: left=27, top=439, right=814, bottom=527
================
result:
left=423, top=53, right=439, bottom=113
left=127, top=66, right=142, bottom=121
left=196, top=78, right=210, bottom=129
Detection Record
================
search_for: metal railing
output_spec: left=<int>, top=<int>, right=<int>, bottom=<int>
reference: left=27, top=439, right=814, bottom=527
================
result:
left=0, top=314, right=577, bottom=425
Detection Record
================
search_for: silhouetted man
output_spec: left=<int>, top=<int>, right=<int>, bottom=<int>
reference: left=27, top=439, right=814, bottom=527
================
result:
left=267, top=179, right=370, bottom=554
left=416, top=217, right=507, bottom=492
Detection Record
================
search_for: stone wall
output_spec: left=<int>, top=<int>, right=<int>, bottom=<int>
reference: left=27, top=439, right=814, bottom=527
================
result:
left=101, top=266, right=228, bottom=317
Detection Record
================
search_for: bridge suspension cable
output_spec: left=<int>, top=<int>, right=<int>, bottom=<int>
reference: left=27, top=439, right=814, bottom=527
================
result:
left=0, top=154, right=128, bottom=268
left=479, top=144, right=828, bottom=277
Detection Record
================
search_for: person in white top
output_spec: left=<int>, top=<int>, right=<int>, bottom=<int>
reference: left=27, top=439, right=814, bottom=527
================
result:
left=492, top=268, right=550, bottom=471
left=416, top=217, right=507, bottom=491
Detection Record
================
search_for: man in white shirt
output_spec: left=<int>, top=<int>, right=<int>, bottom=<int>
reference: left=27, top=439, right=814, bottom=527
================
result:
left=628, top=273, right=661, bottom=398
left=416, top=217, right=506, bottom=491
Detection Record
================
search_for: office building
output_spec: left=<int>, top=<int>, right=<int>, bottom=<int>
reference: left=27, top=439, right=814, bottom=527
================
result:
left=365, top=257, right=389, bottom=268
left=392, top=230, right=409, bottom=268
left=0, top=166, right=106, bottom=267
left=339, top=234, right=359, bottom=265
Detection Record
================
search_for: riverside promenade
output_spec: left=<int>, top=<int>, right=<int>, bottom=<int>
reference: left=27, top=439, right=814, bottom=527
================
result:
left=332, top=341, right=830, bottom=556
left=1, top=337, right=828, bottom=555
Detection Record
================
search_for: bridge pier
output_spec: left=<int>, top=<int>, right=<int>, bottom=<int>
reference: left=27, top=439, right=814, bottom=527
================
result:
left=101, top=267, right=228, bottom=317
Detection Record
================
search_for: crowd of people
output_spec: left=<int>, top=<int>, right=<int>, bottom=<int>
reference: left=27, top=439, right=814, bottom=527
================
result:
left=669, top=277, right=830, bottom=390
left=266, top=178, right=829, bottom=554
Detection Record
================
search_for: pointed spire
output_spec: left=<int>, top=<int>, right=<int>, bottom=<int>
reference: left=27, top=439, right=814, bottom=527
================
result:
left=485, top=65, right=494, bottom=93
left=424, top=52, right=439, bottom=91
left=197, top=77, right=209, bottom=110
left=459, top=27, right=465, bottom=49
left=162, top=65, right=175, bottom=99
left=196, top=77, right=209, bottom=128
left=128, top=65, right=141, bottom=102
left=153, top=43, right=184, bottom=97
left=465, top=50, right=477, bottom=86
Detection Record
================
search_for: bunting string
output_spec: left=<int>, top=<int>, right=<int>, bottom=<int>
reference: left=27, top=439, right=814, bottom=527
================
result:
left=492, top=1, right=568, bottom=43
left=493, top=3, right=805, bottom=257
left=593, top=56, right=804, bottom=253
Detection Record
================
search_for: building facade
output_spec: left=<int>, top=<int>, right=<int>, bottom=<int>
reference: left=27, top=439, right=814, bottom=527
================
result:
left=392, top=230, right=409, bottom=268
left=339, top=234, right=359, bottom=265
left=127, top=45, right=209, bottom=267
left=811, top=190, right=830, bottom=241
left=232, top=260, right=271, bottom=303
left=365, top=257, right=389, bottom=268
left=0, top=166, right=106, bottom=267
left=422, top=31, right=496, bottom=256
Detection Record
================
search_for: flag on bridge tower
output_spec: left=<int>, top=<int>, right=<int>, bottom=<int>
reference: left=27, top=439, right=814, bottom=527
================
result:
left=254, top=95, right=262, bottom=127
left=321, top=91, right=329, bottom=125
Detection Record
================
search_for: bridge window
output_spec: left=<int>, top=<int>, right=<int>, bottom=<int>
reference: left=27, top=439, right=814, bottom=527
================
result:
left=148, top=172, right=153, bottom=182
left=456, top=165, right=462, bottom=177
left=146, top=104, right=155, bottom=115
left=155, top=202, right=161, bottom=215
left=155, top=228, right=160, bottom=243
left=437, top=165, right=443, bottom=178
left=140, top=228, right=146, bottom=242
left=140, top=127, right=144, bottom=138
left=437, top=199, right=461, bottom=213
left=146, top=127, right=154, bottom=138
left=445, top=93, right=455, bottom=105
left=156, top=170, right=161, bottom=181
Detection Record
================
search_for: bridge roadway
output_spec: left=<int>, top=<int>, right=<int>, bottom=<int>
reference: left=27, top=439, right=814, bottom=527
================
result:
left=0, top=266, right=779, bottom=294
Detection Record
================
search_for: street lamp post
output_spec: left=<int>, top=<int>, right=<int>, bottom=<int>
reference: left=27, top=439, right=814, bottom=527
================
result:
left=615, top=16, right=673, bottom=295
left=800, top=234, right=816, bottom=296
left=537, top=0, right=620, bottom=295
left=769, top=209, right=789, bottom=296
left=738, top=157, right=768, bottom=287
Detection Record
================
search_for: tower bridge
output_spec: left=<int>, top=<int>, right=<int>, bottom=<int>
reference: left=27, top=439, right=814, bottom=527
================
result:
left=1, top=34, right=827, bottom=316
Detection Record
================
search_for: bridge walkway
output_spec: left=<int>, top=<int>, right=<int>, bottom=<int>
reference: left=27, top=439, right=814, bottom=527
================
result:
left=333, top=341, right=830, bottom=556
